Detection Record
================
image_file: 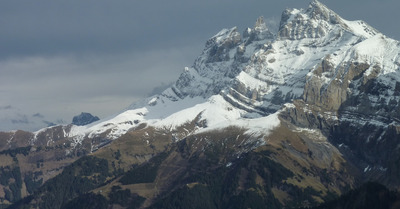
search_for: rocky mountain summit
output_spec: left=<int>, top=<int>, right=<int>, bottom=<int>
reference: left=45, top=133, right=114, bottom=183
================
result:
left=0, top=1, right=399, bottom=208
left=72, top=112, right=100, bottom=126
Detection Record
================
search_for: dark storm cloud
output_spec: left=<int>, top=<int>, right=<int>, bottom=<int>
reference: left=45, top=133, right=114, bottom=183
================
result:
left=0, top=0, right=305, bottom=59
left=32, top=113, right=44, bottom=118
left=2, top=0, right=399, bottom=60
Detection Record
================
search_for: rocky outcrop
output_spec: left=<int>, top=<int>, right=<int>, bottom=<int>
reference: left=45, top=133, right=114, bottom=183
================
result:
left=303, top=57, right=371, bottom=111
left=278, top=0, right=337, bottom=40
left=278, top=0, right=377, bottom=40
left=205, top=27, right=242, bottom=63
left=72, top=112, right=100, bottom=126
left=281, top=45, right=400, bottom=189
left=243, top=16, right=274, bottom=43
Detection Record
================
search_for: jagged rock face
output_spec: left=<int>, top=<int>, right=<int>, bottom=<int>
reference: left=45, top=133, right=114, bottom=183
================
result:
left=281, top=34, right=400, bottom=189
left=278, top=1, right=336, bottom=40
left=303, top=57, right=371, bottom=111
left=172, top=27, right=242, bottom=98
left=278, top=0, right=377, bottom=40
left=72, top=112, right=100, bottom=126
left=205, top=27, right=242, bottom=63
left=172, top=17, right=276, bottom=100
left=273, top=2, right=400, bottom=189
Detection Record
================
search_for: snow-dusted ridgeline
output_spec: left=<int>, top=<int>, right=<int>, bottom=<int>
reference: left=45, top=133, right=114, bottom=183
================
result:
left=32, top=0, right=400, bottom=152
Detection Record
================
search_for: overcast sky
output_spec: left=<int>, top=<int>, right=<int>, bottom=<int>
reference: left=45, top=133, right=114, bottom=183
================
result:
left=1, top=0, right=399, bottom=131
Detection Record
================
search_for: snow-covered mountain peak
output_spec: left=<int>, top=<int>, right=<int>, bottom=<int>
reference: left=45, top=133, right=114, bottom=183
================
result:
left=278, top=0, right=379, bottom=40
left=307, top=0, right=341, bottom=23
left=25, top=1, right=400, bottom=160
left=205, top=27, right=241, bottom=50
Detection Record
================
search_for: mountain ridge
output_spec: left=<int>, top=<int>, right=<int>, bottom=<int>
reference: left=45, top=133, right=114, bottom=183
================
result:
left=0, top=1, right=400, bottom=208
left=27, top=1, right=395, bottom=143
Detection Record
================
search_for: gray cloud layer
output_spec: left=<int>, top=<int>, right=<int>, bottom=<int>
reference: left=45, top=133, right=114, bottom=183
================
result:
left=1, top=0, right=399, bottom=131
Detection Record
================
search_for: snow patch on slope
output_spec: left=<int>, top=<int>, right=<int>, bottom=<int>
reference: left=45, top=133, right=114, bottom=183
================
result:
left=342, top=20, right=378, bottom=38
left=196, top=104, right=281, bottom=137
left=153, top=95, right=244, bottom=130
left=354, top=35, right=399, bottom=74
